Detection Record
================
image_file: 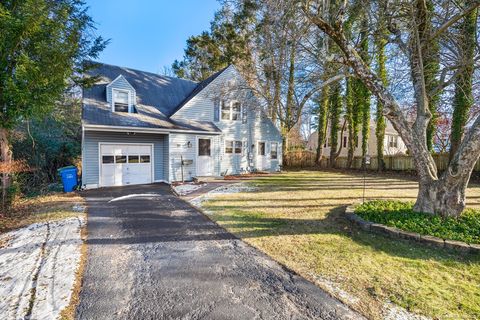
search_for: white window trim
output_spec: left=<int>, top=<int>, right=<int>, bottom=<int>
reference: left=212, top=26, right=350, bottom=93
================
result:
left=257, top=141, right=266, bottom=157
left=270, top=141, right=279, bottom=160
left=112, top=88, right=133, bottom=113
left=196, top=136, right=214, bottom=176
left=98, top=142, right=154, bottom=187
left=221, top=100, right=242, bottom=121
left=387, top=135, right=398, bottom=148
left=224, top=140, right=243, bottom=155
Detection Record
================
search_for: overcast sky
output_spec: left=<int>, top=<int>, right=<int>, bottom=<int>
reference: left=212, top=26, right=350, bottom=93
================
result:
left=85, top=0, right=220, bottom=73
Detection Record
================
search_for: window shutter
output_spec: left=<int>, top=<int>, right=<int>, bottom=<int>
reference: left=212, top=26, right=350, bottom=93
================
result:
left=213, top=99, right=220, bottom=122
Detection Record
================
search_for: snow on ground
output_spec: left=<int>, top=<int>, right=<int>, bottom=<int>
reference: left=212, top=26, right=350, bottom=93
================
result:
left=109, top=193, right=164, bottom=202
left=384, top=302, right=431, bottom=320
left=0, top=215, right=85, bottom=320
left=188, top=183, right=429, bottom=320
left=172, top=183, right=205, bottom=196
left=189, top=182, right=257, bottom=211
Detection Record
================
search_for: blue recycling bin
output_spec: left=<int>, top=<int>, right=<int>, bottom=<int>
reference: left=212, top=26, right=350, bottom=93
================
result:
left=58, top=166, right=78, bottom=192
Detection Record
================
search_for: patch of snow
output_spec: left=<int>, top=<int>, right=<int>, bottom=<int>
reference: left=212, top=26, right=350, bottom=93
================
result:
left=109, top=193, right=163, bottom=202
left=173, top=183, right=205, bottom=196
left=72, top=203, right=86, bottom=212
left=310, top=274, right=360, bottom=306
left=0, top=216, right=85, bottom=320
left=384, top=302, right=430, bottom=320
left=189, top=183, right=257, bottom=212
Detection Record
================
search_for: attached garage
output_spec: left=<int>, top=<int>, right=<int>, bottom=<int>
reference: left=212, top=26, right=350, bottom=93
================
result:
left=99, top=143, right=153, bottom=187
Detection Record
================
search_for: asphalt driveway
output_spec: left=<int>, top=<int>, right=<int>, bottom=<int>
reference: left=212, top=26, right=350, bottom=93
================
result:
left=76, top=183, right=362, bottom=320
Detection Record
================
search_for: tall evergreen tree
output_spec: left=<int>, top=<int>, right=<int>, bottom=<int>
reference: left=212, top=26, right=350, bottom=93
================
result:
left=0, top=0, right=106, bottom=210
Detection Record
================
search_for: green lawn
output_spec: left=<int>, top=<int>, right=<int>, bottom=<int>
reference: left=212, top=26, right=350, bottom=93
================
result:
left=202, top=171, right=480, bottom=320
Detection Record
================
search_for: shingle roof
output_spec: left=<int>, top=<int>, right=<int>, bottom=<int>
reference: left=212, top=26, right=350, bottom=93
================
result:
left=82, top=62, right=226, bottom=133
left=170, top=65, right=230, bottom=116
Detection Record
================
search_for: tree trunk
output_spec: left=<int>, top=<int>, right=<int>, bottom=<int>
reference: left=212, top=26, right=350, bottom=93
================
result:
left=316, top=86, right=329, bottom=165
left=375, top=18, right=387, bottom=172
left=0, top=127, right=12, bottom=212
left=345, top=78, right=356, bottom=169
left=329, top=83, right=341, bottom=168
left=305, top=3, right=480, bottom=217
left=414, top=180, right=466, bottom=217
left=449, top=0, right=477, bottom=161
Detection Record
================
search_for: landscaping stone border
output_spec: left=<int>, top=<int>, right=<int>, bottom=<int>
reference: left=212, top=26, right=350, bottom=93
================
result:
left=344, top=205, right=480, bottom=254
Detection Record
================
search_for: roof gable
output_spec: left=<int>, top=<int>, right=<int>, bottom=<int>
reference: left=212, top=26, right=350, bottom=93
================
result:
left=84, top=62, right=198, bottom=116
left=170, top=65, right=232, bottom=117
left=107, top=74, right=135, bottom=90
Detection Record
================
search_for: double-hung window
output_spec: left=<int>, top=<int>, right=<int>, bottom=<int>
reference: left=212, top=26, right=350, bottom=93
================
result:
left=225, top=140, right=242, bottom=154
left=113, top=90, right=130, bottom=113
left=221, top=101, right=241, bottom=121
left=388, top=135, right=398, bottom=148
left=270, top=142, right=278, bottom=159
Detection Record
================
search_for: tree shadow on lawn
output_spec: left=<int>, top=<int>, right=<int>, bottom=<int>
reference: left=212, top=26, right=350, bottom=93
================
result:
left=214, top=205, right=480, bottom=264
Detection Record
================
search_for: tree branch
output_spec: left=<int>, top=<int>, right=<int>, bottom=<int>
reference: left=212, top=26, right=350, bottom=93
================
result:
left=430, top=1, right=480, bottom=41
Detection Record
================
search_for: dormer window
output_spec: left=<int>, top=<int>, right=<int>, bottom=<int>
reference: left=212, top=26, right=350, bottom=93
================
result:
left=113, top=89, right=130, bottom=113
left=221, top=101, right=241, bottom=121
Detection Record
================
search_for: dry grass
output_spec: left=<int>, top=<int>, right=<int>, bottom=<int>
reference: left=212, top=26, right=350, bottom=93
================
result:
left=202, top=171, right=480, bottom=320
left=0, top=193, right=84, bottom=234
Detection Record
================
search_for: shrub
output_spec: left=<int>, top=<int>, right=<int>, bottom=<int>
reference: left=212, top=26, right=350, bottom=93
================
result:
left=355, top=200, right=480, bottom=244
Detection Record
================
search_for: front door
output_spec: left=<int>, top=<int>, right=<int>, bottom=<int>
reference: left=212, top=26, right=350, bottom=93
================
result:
left=197, top=137, right=213, bottom=176
left=256, top=141, right=268, bottom=171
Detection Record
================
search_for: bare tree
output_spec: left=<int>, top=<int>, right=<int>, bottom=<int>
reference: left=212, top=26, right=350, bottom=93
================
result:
left=304, top=0, right=480, bottom=217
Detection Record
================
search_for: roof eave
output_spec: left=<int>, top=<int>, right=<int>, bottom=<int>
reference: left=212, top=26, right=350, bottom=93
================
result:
left=82, top=123, right=222, bottom=135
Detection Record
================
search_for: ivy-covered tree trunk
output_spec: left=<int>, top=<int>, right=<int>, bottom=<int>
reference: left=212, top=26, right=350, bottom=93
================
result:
left=329, top=83, right=341, bottom=168
left=421, top=0, right=441, bottom=151
left=316, top=86, right=329, bottom=164
left=345, top=78, right=356, bottom=168
left=357, top=13, right=371, bottom=169
left=282, top=40, right=296, bottom=156
left=375, top=28, right=387, bottom=171
left=306, top=0, right=480, bottom=217
left=449, top=1, right=477, bottom=161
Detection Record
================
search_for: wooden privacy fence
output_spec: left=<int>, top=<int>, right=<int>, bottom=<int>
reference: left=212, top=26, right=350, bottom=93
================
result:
left=283, top=151, right=480, bottom=172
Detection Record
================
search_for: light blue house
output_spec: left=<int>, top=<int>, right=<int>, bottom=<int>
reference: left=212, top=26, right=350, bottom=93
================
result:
left=81, top=62, right=282, bottom=188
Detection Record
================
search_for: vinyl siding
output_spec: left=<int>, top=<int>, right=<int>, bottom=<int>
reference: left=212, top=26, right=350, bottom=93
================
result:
left=171, top=66, right=282, bottom=178
left=83, top=66, right=283, bottom=185
left=169, top=133, right=197, bottom=181
left=106, top=75, right=136, bottom=105
left=82, top=131, right=168, bottom=187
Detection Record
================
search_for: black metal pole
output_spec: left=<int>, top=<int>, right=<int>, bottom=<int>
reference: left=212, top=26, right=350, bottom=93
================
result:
left=363, top=164, right=366, bottom=203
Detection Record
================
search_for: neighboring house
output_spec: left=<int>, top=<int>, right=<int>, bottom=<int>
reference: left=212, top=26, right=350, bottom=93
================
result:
left=306, top=119, right=407, bottom=157
left=81, top=62, right=282, bottom=189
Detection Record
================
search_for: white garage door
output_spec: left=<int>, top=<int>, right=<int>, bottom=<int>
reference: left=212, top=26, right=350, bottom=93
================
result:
left=100, top=144, right=153, bottom=187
